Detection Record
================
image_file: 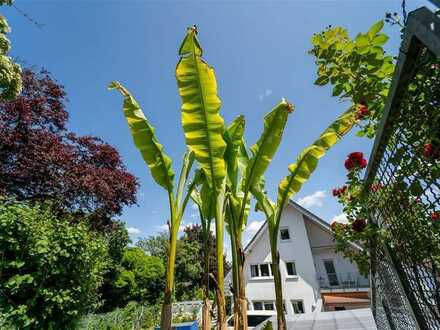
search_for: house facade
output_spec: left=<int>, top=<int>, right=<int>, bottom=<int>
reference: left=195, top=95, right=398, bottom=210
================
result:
left=226, top=200, right=370, bottom=320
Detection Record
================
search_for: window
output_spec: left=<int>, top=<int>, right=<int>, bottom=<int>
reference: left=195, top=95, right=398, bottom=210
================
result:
left=286, top=261, right=297, bottom=276
left=252, top=301, right=275, bottom=311
left=251, top=264, right=259, bottom=278
left=260, top=264, right=270, bottom=277
left=292, top=300, right=305, bottom=314
left=250, top=264, right=273, bottom=278
left=264, top=302, right=274, bottom=310
left=280, top=227, right=290, bottom=240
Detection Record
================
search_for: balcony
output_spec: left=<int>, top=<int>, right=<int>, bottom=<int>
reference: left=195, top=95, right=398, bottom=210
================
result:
left=317, top=272, right=369, bottom=291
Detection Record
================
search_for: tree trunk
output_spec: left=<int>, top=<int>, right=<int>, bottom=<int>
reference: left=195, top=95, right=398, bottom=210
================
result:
left=236, top=238, right=248, bottom=330
left=202, top=298, right=212, bottom=330
left=216, top=287, right=227, bottom=330
left=160, top=229, right=178, bottom=330
left=271, top=248, right=286, bottom=330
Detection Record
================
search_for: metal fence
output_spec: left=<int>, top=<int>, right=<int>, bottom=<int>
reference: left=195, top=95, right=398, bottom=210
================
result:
left=364, top=7, right=440, bottom=330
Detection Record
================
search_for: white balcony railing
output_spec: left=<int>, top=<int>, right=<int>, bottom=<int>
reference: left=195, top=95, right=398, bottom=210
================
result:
left=317, top=272, right=369, bottom=290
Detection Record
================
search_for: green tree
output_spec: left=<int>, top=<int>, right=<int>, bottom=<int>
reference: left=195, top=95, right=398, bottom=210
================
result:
left=0, top=201, right=108, bottom=329
left=0, top=0, right=22, bottom=100
left=112, top=247, right=166, bottom=306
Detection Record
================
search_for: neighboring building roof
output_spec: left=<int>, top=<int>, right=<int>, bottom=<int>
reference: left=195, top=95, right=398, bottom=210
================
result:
left=243, top=199, right=363, bottom=254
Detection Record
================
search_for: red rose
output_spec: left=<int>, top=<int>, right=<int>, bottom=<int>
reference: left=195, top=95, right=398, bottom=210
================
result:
left=352, top=218, right=366, bottom=233
left=332, top=185, right=347, bottom=197
left=355, top=104, right=369, bottom=120
left=424, top=143, right=434, bottom=158
left=424, top=143, right=439, bottom=160
left=431, top=212, right=440, bottom=222
left=344, top=158, right=354, bottom=170
left=345, top=152, right=367, bottom=170
left=360, top=158, right=367, bottom=168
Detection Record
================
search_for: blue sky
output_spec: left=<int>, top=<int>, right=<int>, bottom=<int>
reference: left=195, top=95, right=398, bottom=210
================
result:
left=5, top=0, right=434, bottom=246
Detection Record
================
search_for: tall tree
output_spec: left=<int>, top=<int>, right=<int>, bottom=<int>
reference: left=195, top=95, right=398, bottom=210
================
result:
left=0, top=69, right=138, bottom=230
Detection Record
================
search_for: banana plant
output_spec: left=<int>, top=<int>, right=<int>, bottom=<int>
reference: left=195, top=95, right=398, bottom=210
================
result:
left=191, top=171, right=214, bottom=330
left=251, top=108, right=358, bottom=330
left=224, top=101, right=294, bottom=329
left=108, top=82, right=198, bottom=330
left=175, top=26, right=230, bottom=329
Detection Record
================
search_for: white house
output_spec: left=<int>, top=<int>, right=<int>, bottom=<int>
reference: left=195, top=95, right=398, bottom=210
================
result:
left=225, top=200, right=370, bottom=322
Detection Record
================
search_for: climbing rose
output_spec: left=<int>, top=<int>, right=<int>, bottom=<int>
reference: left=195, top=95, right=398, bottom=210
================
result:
left=431, top=212, right=440, bottom=222
left=352, top=218, right=367, bottom=233
left=331, top=221, right=347, bottom=231
left=355, top=104, right=369, bottom=120
left=344, top=152, right=367, bottom=170
left=424, top=143, right=439, bottom=160
left=332, top=185, right=347, bottom=197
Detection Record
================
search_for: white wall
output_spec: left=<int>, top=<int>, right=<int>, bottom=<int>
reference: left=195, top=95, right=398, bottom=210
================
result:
left=304, top=218, right=368, bottom=288
left=244, top=204, right=320, bottom=317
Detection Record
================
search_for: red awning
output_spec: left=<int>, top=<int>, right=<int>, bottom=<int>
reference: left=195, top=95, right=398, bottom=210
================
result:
left=323, top=295, right=370, bottom=305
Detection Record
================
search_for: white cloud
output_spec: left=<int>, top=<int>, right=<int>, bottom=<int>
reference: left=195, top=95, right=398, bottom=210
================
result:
left=296, top=190, right=326, bottom=208
left=258, top=89, right=273, bottom=101
left=155, top=223, right=169, bottom=232
left=245, top=220, right=265, bottom=236
left=332, top=213, right=348, bottom=224
left=127, top=227, right=142, bottom=235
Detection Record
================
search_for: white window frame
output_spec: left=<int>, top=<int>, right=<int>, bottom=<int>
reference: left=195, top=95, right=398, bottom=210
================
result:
left=250, top=263, right=273, bottom=279
left=291, top=299, right=305, bottom=314
left=252, top=300, right=275, bottom=311
left=285, top=260, right=298, bottom=278
left=279, top=226, right=291, bottom=241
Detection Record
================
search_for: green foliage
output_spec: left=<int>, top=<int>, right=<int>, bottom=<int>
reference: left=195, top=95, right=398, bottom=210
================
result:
left=0, top=15, right=22, bottom=100
left=310, top=20, right=394, bottom=138
left=79, top=301, right=161, bottom=330
left=0, top=201, right=108, bottom=329
left=113, top=248, right=166, bottom=306
left=262, top=321, right=273, bottom=330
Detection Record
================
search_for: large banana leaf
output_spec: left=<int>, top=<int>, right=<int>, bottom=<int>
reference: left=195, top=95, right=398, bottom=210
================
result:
left=176, top=26, right=226, bottom=192
left=109, top=81, right=175, bottom=192
left=277, top=108, right=357, bottom=210
left=251, top=177, right=275, bottom=219
left=242, top=100, right=293, bottom=194
left=223, top=115, right=245, bottom=192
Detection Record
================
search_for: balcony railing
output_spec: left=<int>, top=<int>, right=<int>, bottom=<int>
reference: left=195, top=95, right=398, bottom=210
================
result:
left=317, top=272, right=369, bottom=290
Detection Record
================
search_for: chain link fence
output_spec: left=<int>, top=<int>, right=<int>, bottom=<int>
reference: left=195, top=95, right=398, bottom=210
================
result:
left=365, top=7, right=440, bottom=330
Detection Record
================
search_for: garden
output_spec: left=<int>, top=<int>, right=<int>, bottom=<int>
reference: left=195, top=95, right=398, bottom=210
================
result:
left=0, top=1, right=438, bottom=330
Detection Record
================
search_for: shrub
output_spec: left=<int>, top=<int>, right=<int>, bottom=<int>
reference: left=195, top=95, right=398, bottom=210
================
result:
left=0, top=201, right=108, bottom=329
left=110, top=247, right=165, bottom=307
